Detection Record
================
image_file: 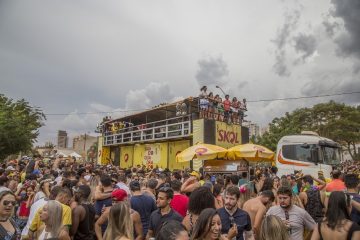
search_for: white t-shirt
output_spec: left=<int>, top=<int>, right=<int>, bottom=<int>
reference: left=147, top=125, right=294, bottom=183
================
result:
left=266, top=205, right=315, bottom=240
left=21, top=198, right=48, bottom=236
left=0, top=186, right=10, bottom=194
left=33, top=191, right=46, bottom=203
left=55, top=176, right=62, bottom=186
left=38, top=229, right=55, bottom=240
left=116, top=182, right=131, bottom=196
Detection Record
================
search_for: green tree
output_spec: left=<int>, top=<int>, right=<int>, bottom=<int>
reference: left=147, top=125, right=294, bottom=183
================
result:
left=0, top=94, right=46, bottom=161
left=256, top=101, right=360, bottom=160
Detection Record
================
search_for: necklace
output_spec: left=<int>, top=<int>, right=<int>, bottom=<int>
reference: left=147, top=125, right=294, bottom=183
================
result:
left=0, top=218, right=9, bottom=222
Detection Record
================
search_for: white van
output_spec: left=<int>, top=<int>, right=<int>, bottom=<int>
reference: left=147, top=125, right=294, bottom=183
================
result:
left=276, top=131, right=341, bottom=178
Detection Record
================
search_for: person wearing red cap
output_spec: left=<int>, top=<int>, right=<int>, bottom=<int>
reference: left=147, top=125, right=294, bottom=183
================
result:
left=95, top=189, right=143, bottom=240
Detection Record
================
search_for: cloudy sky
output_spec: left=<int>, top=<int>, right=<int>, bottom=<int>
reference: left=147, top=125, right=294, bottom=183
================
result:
left=1, top=0, right=359, bottom=146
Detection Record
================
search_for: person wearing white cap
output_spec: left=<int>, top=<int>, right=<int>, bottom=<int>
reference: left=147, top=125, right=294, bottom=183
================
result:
left=6, top=166, right=16, bottom=171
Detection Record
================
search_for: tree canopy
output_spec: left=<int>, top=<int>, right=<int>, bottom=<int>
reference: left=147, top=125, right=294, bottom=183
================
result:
left=256, top=101, right=360, bottom=160
left=0, top=94, right=46, bottom=161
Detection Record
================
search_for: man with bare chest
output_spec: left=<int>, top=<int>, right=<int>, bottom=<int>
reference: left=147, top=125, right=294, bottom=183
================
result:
left=243, top=190, right=274, bottom=237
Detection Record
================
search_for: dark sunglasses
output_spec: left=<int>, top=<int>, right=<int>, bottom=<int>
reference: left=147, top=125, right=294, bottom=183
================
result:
left=3, top=200, right=16, bottom=206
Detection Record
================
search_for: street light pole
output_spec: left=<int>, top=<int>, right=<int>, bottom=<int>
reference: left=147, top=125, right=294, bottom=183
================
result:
left=83, top=133, right=86, bottom=163
left=216, top=86, right=226, bottom=96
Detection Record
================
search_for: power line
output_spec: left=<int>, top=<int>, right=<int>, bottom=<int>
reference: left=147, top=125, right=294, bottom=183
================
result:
left=44, top=91, right=360, bottom=116
left=45, top=108, right=148, bottom=116
left=246, top=91, right=360, bottom=102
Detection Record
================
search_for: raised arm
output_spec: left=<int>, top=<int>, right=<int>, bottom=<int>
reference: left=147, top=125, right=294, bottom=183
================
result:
left=180, top=177, right=200, bottom=193
left=94, top=185, right=112, bottom=201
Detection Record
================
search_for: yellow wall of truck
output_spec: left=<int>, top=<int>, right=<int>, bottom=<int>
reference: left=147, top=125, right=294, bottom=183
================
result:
left=133, top=144, right=143, bottom=167
left=109, top=140, right=191, bottom=170
left=101, top=146, right=110, bottom=165
left=120, top=145, right=134, bottom=168
left=169, top=140, right=190, bottom=170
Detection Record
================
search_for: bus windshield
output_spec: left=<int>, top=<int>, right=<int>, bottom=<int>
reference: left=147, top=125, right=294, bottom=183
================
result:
left=282, top=144, right=317, bottom=162
left=322, top=146, right=341, bottom=165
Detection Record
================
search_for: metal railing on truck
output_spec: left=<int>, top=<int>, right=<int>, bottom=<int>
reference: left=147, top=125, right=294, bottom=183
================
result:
left=103, top=115, right=191, bottom=146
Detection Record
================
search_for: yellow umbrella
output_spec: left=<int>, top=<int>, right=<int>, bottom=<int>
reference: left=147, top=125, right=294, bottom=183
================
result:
left=227, top=143, right=274, bottom=161
left=176, top=143, right=228, bottom=162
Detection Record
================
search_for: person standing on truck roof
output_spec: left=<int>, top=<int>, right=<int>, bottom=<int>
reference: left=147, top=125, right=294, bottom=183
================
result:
left=199, top=86, right=209, bottom=119
left=223, top=95, right=231, bottom=124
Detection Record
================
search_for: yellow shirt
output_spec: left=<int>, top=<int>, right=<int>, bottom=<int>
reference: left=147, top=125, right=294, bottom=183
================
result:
left=21, top=172, right=26, bottom=183
left=29, top=202, right=72, bottom=233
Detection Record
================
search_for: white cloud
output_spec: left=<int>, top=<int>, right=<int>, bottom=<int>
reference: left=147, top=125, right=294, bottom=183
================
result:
left=125, top=82, right=174, bottom=109
left=0, top=0, right=358, bottom=145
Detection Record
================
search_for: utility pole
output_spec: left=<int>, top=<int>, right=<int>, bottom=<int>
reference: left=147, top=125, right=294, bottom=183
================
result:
left=83, top=133, right=87, bottom=163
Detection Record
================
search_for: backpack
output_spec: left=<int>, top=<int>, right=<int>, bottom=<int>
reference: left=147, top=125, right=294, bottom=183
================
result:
left=305, top=188, right=324, bottom=223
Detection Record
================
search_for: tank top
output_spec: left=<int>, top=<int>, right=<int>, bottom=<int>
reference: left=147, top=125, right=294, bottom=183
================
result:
left=18, top=201, right=30, bottom=217
left=318, top=222, right=360, bottom=240
left=305, top=188, right=324, bottom=223
left=74, top=203, right=95, bottom=240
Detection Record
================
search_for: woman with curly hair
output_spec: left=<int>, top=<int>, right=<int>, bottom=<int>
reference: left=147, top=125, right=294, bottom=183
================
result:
left=182, top=187, right=215, bottom=236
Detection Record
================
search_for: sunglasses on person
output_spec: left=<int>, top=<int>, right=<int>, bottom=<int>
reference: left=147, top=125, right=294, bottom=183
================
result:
left=3, top=200, right=16, bottom=206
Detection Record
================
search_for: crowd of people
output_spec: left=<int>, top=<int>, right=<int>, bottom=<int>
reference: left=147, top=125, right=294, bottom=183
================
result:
left=199, top=86, right=247, bottom=125
left=0, top=154, right=359, bottom=240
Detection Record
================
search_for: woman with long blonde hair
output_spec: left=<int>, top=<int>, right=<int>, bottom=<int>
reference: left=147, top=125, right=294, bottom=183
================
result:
left=260, top=215, right=289, bottom=240
left=103, top=201, right=133, bottom=240
left=39, top=200, right=70, bottom=240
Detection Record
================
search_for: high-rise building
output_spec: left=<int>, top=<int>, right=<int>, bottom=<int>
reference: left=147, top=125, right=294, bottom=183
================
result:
left=57, top=130, right=68, bottom=148
left=245, top=121, right=260, bottom=140
left=260, top=125, right=270, bottom=136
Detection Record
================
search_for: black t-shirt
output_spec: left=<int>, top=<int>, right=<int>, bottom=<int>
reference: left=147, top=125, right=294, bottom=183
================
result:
left=218, top=207, right=252, bottom=240
left=26, top=160, right=35, bottom=174
left=95, top=195, right=112, bottom=233
left=348, top=193, right=360, bottom=224
left=148, top=209, right=183, bottom=236
left=130, top=194, right=157, bottom=236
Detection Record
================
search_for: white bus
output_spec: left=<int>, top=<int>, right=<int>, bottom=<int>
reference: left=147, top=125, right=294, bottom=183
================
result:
left=276, top=131, right=341, bottom=178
